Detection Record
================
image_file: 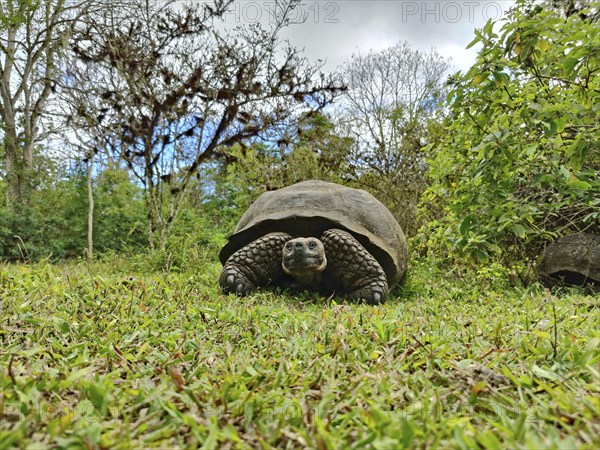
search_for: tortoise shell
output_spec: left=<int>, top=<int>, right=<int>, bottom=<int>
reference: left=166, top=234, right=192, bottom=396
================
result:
left=219, top=180, right=408, bottom=285
left=538, top=233, right=600, bottom=289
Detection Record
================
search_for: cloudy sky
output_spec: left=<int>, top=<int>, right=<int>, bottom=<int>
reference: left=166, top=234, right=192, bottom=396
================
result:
left=224, top=0, right=516, bottom=74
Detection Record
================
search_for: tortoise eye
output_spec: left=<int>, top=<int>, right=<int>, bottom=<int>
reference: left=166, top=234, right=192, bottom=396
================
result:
left=285, top=243, right=292, bottom=251
left=308, top=241, right=317, bottom=250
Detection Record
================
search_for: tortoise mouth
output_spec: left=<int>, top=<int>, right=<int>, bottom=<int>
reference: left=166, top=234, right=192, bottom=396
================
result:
left=282, top=256, right=327, bottom=275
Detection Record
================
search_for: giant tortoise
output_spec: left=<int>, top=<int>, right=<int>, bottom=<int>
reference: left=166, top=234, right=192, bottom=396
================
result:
left=538, top=233, right=600, bottom=291
left=219, top=180, right=408, bottom=304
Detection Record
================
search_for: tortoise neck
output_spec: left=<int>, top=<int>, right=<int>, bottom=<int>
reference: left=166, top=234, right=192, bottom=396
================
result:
left=292, top=271, right=324, bottom=288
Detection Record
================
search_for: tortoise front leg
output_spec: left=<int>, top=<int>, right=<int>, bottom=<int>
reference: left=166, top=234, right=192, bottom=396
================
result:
left=219, top=232, right=292, bottom=295
left=321, top=229, right=388, bottom=304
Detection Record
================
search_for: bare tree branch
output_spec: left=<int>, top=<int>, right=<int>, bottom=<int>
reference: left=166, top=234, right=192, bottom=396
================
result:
left=60, top=0, right=344, bottom=249
left=0, top=0, right=88, bottom=208
left=340, top=42, right=450, bottom=235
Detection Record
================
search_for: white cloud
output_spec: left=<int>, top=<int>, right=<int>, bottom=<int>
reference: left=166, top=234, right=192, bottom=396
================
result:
left=272, top=0, right=516, bottom=73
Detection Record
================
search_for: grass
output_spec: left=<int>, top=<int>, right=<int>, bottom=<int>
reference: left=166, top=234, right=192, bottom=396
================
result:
left=1, top=257, right=599, bottom=449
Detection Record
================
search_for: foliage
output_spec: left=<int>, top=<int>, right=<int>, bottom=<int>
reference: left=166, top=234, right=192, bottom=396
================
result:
left=0, top=155, right=87, bottom=260
left=0, top=162, right=146, bottom=261
left=223, top=112, right=352, bottom=205
left=422, top=0, right=600, bottom=269
left=1, top=260, right=598, bottom=448
left=137, top=183, right=242, bottom=273
left=340, top=42, right=450, bottom=236
left=91, top=167, right=147, bottom=254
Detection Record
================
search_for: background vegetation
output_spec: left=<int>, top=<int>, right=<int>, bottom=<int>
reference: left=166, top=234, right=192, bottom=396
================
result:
left=1, top=0, right=599, bottom=448
left=422, top=0, right=600, bottom=276
left=1, top=0, right=597, bottom=270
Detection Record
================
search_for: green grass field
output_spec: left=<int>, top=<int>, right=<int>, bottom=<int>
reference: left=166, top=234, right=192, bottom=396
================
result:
left=1, top=259, right=598, bottom=449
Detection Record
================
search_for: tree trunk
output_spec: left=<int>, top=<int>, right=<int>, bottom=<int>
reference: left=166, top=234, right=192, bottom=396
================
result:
left=4, top=148, right=21, bottom=211
left=86, top=156, right=94, bottom=259
left=145, top=188, right=158, bottom=251
left=2, top=125, right=23, bottom=211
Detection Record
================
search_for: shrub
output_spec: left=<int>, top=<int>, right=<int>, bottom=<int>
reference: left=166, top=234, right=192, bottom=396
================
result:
left=421, top=0, right=600, bottom=275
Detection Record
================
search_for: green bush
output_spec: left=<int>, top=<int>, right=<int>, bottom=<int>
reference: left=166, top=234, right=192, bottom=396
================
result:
left=0, top=173, right=87, bottom=260
left=93, top=167, right=147, bottom=254
left=421, top=0, right=600, bottom=273
left=0, top=164, right=147, bottom=261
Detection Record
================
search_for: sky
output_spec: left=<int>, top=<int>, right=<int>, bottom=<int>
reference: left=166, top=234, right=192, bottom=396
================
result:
left=223, top=0, right=517, bottom=74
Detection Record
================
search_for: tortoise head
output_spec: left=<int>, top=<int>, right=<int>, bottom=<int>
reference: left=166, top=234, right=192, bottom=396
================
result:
left=282, top=237, right=327, bottom=287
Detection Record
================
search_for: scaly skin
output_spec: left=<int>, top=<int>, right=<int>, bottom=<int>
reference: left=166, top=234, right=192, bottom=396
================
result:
left=321, top=229, right=388, bottom=304
left=219, top=232, right=292, bottom=295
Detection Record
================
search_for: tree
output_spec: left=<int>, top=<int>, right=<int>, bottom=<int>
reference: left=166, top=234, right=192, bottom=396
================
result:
left=291, top=112, right=354, bottom=184
left=222, top=112, right=353, bottom=204
left=422, top=0, right=600, bottom=270
left=63, top=0, right=343, bottom=250
left=0, top=0, right=85, bottom=209
left=340, top=42, right=450, bottom=235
